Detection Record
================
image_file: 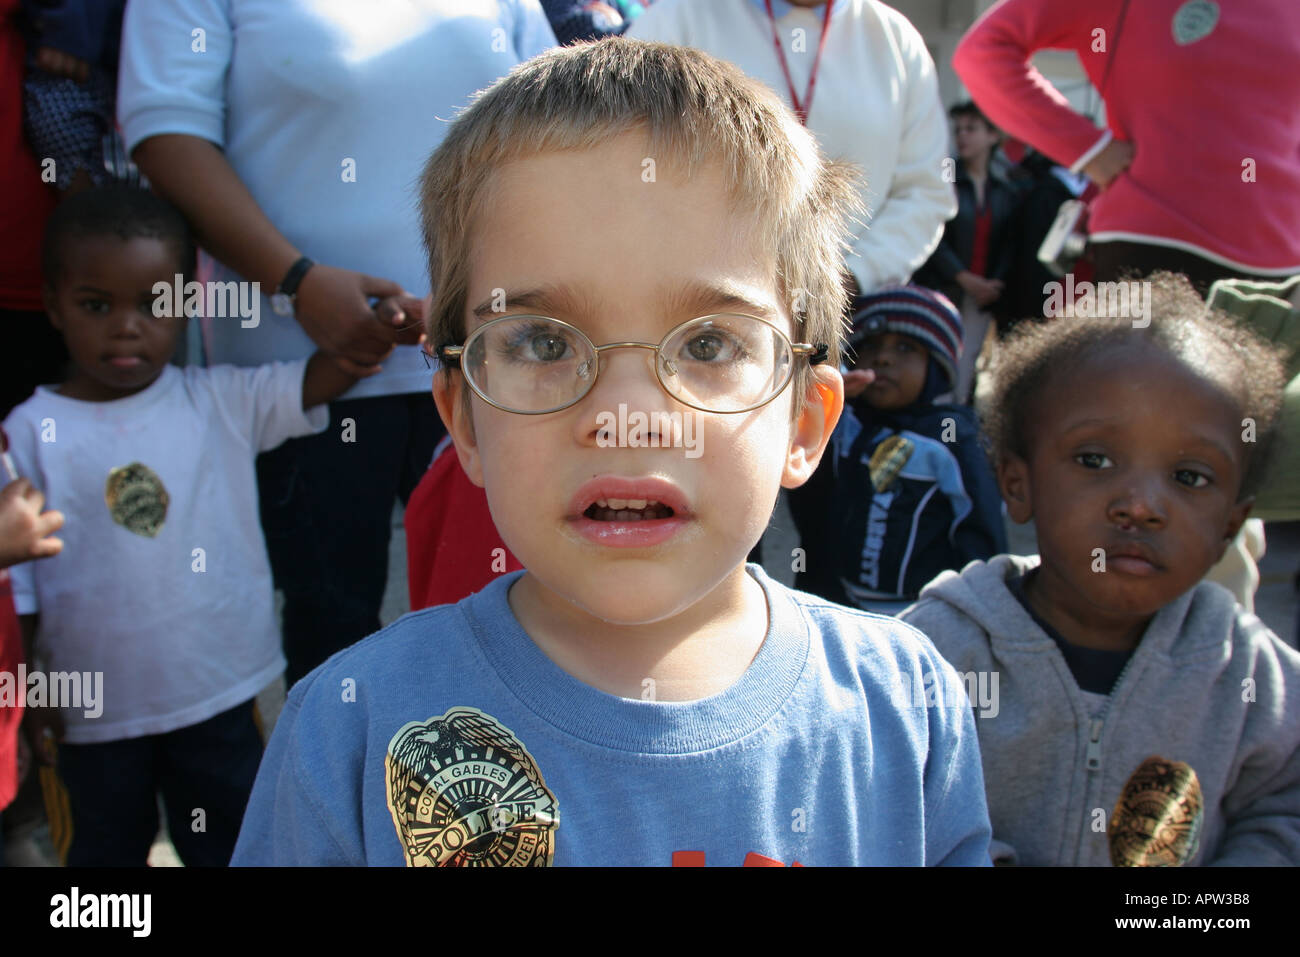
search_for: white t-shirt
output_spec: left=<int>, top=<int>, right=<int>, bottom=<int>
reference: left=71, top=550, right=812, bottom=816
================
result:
left=628, top=0, right=955, bottom=292
left=4, top=361, right=328, bottom=743
left=116, top=0, right=557, bottom=400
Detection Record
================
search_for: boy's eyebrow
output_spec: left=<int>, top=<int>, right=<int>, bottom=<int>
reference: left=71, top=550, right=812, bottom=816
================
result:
left=661, top=279, right=784, bottom=324
left=1059, top=419, right=1238, bottom=464
left=72, top=285, right=112, bottom=294
left=470, top=281, right=783, bottom=325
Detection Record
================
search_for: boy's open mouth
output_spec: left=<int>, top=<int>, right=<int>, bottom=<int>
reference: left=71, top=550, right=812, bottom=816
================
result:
left=584, top=498, right=675, bottom=522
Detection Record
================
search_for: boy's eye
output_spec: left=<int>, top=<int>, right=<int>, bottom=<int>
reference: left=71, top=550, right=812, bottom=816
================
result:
left=895, top=340, right=913, bottom=353
left=1174, top=469, right=1210, bottom=489
left=1075, top=452, right=1113, bottom=469
left=79, top=299, right=110, bottom=314
left=682, top=331, right=738, bottom=362
left=497, top=320, right=580, bottom=363
left=526, top=333, right=569, bottom=362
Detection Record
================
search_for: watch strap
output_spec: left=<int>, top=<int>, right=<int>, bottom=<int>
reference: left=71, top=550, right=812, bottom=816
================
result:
left=277, top=256, right=315, bottom=297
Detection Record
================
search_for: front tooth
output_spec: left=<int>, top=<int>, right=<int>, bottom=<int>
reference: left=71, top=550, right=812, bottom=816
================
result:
left=595, top=498, right=609, bottom=508
left=607, top=497, right=628, bottom=510
left=627, top=499, right=647, bottom=510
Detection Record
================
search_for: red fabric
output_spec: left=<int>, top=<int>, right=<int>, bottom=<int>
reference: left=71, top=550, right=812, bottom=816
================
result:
left=953, top=0, right=1300, bottom=272
left=999, top=136, right=1026, bottom=165
left=969, top=203, right=992, bottom=277
left=405, top=443, right=522, bottom=610
left=0, top=0, right=58, bottom=310
left=0, top=571, right=23, bottom=810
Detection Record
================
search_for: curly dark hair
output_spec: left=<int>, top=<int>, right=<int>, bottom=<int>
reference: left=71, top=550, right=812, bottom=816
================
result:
left=978, top=272, right=1288, bottom=500
left=42, top=185, right=195, bottom=287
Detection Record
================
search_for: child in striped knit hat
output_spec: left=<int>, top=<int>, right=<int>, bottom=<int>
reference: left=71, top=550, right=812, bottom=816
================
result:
left=789, top=285, right=1006, bottom=614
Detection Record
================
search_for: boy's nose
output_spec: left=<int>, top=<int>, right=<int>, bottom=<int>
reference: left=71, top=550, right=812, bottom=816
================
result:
left=108, top=309, right=146, bottom=338
left=576, top=347, right=677, bottom=445
left=1107, top=480, right=1166, bottom=529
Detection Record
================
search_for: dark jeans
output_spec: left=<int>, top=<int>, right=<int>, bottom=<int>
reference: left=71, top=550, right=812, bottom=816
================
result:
left=53, top=699, right=262, bottom=866
left=1090, top=241, right=1272, bottom=297
left=257, top=392, right=444, bottom=686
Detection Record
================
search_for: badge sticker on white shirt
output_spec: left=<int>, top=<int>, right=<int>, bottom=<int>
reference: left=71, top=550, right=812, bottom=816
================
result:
left=1172, top=0, right=1218, bottom=45
left=386, top=707, right=559, bottom=866
left=104, top=463, right=169, bottom=538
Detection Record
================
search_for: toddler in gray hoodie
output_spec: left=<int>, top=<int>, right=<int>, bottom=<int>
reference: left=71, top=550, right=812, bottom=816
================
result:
left=900, top=272, right=1300, bottom=866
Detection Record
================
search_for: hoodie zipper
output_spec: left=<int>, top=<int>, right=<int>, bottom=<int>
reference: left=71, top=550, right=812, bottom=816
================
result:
left=1082, top=648, right=1141, bottom=773
left=1076, top=648, right=1142, bottom=864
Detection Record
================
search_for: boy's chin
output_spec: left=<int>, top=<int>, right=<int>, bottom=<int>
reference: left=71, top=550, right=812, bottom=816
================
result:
left=1079, top=574, right=1186, bottom=621
left=545, top=561, right=740, bottom=627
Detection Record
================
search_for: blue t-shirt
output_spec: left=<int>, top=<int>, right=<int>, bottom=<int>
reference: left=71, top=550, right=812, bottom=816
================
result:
left=232, top=565, right=992, bottom=866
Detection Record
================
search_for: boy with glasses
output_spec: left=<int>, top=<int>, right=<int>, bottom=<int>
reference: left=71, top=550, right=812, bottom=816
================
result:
left=232, top=39, right=992, bottom=867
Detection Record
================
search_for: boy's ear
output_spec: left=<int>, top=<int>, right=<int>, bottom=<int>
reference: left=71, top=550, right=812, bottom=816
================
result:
left=431, top=368, right=484, bottom=488
left=997, top=454, right=1033, bottom=524
left=781, top=365, right=843, bottom=489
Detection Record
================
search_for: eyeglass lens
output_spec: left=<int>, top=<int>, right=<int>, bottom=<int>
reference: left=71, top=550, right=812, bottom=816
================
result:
left=463, top=315, right=794, bottom=413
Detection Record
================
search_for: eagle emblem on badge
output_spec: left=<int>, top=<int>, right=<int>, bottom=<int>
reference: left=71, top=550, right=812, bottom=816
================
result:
left=385, top=707, right=559, bottom=867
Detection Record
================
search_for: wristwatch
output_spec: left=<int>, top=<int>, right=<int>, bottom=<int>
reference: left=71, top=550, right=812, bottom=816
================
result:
left=270, top=256, right=315, bottom=316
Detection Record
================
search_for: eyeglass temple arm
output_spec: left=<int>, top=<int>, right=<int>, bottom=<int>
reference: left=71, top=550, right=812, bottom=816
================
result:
left=435, top=344, right=463, bottom=366
left=794, top=343, right=830, bottom=365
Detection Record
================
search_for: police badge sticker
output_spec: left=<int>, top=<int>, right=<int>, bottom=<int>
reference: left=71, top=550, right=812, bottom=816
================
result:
left=104, top=463, right=169, bottom=537
left=1108, top=755, right=1204, bottom=867
left=867, top=434, right=915, bottom=493
left=385, top=707, right=559, bottom=866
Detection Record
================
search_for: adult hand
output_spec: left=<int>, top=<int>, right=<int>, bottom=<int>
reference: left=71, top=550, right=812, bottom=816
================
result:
left=842, top=368, right=876, bottom=399
left=293, top=265, right=414, bottom=376
left=1083, top=139, right=1135, bottom=190
left=34, top=46, right=90, bottom=83
left=0, top=479, right=64, bottom=570
left=22, top=706, right=64, bottom=767
left=372, top=294, right=427, bottom=348
left=957, top=271, right=1004, bottom=308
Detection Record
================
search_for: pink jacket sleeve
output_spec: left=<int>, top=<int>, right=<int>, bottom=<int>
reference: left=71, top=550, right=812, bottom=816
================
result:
left=952, top=0, right=1123, bottom=168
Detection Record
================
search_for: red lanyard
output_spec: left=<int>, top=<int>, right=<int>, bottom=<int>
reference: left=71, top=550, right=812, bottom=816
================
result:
left=764, top=0, right=834, bottom=125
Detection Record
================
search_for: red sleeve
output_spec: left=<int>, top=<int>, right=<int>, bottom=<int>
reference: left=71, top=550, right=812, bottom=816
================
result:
left=0, top=572, right=23, bottom=811
left=0, top=0, right=58, bottom=310
left=952, top=0, right=1123, bottom=169
left=404, top=445, right=522, bottom=610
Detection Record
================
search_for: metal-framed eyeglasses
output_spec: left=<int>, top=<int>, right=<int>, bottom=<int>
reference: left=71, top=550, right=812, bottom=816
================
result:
left=435, top=313, right=829, bottom=415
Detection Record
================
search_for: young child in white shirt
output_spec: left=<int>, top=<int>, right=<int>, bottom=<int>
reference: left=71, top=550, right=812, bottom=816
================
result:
left=4, top=186, right=369, bottom=864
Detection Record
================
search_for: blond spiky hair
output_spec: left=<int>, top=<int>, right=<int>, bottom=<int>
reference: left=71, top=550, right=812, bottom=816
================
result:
left=419, top=37, right=863, bottom=414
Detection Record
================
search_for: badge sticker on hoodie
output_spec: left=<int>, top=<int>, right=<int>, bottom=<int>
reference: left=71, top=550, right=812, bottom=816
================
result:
left=1108, top=756, right=1203, bottom=866
left=385, top=707, right=559, bottom=866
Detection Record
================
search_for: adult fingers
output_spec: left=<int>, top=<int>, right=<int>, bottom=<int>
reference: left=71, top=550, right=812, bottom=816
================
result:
left=357, top=274, right=405, bottom=301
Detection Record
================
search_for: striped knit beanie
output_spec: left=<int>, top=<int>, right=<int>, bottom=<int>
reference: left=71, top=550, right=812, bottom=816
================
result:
left=849, top=285, right=964, bottom=390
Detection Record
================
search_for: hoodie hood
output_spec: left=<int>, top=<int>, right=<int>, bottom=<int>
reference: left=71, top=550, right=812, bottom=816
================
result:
left=912, top=553, right=1237, bottom=661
